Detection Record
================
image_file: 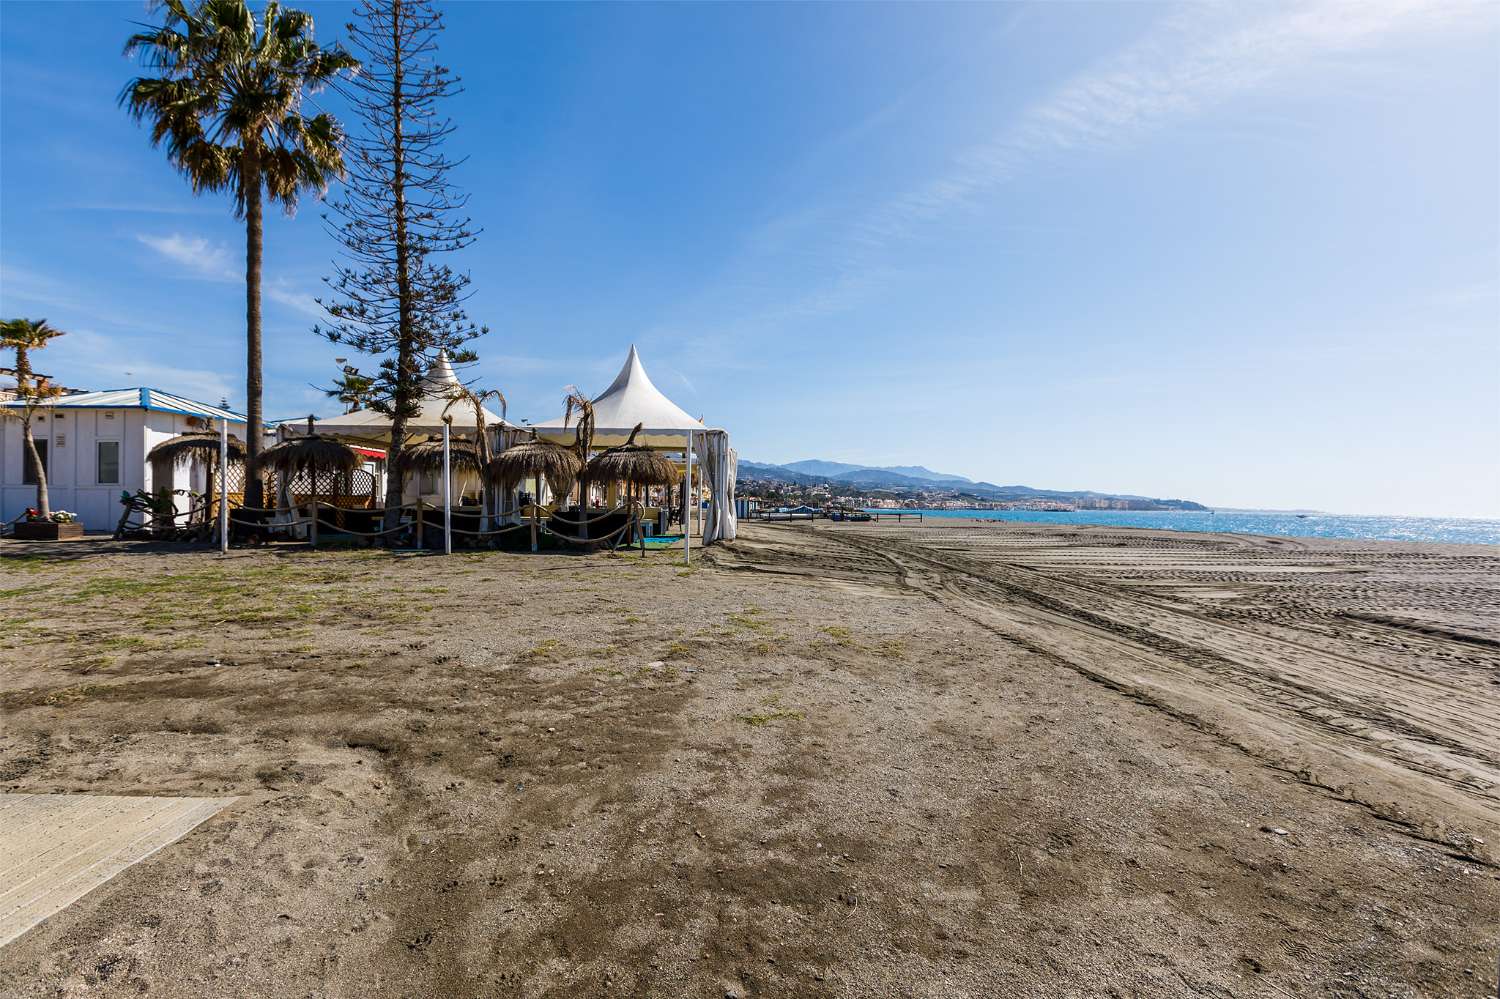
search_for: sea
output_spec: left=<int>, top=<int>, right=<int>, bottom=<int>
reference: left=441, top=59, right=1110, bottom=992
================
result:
left=863, top=508, right=1500, bottom=545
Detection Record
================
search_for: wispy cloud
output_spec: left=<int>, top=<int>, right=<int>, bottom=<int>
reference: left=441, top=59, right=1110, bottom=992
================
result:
left=44, top=329, right=236, bottom=405
left=267, top=281, right=324, bottom=319
left=853, top=1, right=1483, bottom=250
left=136, top=232, right=324, bottom=317
left=136, top=233, right=236, bottom=281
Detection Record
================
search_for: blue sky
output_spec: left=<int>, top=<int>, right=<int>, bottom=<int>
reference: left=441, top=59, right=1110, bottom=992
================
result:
left=2, top=2, right=1497, bottom=517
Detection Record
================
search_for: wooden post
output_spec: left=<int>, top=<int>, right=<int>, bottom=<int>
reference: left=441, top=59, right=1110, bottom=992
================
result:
left=415, top=499, right=424, bottom=549
left=442, top=420, right=453, bottom=556
left=308, top=500, right=318, bottom=548
left=218, top=419, right=228, bottom=556
left=529, top=481, right=538, bottom=553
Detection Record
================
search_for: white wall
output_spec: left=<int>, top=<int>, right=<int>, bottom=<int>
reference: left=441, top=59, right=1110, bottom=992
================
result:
left=2, top=407, right=222, bottom=532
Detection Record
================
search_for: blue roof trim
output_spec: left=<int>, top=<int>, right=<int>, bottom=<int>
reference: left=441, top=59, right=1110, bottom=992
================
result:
left=1, top=386, right=248, bottom=424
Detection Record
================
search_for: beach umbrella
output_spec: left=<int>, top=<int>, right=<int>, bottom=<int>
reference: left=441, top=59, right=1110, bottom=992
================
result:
left=399, top=435, right=483, bottom=476
left=487, top=438, right=582, bottom=552
left=147, top=431, right=248, bottom=527
left=585, top=424, right=680, bottom=553
left=148, top=431, right=247, bottom=467
left=585, top=424, right=680, bottom=488
left=487, top=438, right=581, bottom=497
left=252, top=434, right=361, bottom=477
left=252, top=434, right=361, bottom=519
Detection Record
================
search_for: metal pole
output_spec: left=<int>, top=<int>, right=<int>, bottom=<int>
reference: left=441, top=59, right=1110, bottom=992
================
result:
left=442, top=420, right=453, bottom=556
left=219, top=419, right=228, bottom=556
left=684, top=430, right=692, bottom=566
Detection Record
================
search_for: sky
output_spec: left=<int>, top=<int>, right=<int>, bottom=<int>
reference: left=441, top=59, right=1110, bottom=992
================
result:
left=1, top=1, right=1497, bottom=518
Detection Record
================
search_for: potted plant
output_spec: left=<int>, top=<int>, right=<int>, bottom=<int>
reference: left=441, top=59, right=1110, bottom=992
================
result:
left=15, top=507, right=85, bottom=541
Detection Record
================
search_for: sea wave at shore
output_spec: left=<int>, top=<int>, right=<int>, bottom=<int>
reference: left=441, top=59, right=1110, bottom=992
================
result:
left=864, top=507, right=1500, bottom=545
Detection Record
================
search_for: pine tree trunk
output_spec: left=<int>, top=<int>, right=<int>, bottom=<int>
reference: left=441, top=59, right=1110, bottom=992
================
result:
left=381, top=0, right=413, bottom=535
left=22, top=420, right=49, bottom=519
left=244, top=153, right=266, bottom=510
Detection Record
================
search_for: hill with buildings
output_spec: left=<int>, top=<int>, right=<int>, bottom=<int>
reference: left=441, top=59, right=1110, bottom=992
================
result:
left=739, top=460, right=1208, bottom=511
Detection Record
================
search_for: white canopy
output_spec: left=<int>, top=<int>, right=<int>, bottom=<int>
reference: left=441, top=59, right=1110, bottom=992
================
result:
left=301, top=352, right=507, bottom=445
left=531, top=345, right=711, bottom=448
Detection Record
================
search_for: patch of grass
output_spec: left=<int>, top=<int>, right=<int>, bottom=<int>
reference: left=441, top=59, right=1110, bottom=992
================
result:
left=96, top=635, right=152, bottom=652
left=518, top=639, right=566, bottom=662
left=737, top=694, right=803, bottom=727
left=728, top=607, right=773, bottom=633
left=0, top=585, right=41, bottom=600
left=39, top=683, right=109, bottom=706
left=821, top=625, right=854, bottom=646
left=662, top=640, right=692, bottom=659
left=873, top=638, right=908, bottom=659
left=0, top=554, right=53, bottom=573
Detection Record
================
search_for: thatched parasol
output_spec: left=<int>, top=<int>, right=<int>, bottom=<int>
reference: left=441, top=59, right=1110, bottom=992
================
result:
left=148, top=432, right=247, bottom=467
left=252, top=434, right=361, bottom=477
left=487, top=439, right=581, bottom=497
left=399, top=436, right=484, bottom=476
left=585, top=424, right=680, bottom=488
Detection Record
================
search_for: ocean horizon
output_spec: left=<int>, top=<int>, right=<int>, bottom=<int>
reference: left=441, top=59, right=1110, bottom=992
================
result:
left=863, top=508, right=1500, bottom=545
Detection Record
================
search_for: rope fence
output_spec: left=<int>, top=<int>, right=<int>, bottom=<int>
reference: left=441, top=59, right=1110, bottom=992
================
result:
left=112, top=492, right=678, bottom=552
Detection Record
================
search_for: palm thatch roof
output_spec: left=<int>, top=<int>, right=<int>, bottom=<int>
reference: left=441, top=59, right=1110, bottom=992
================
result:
left=252, top=434, right=361, bottom=477
left=147, top=432, right=247, bottom=467
left=586, top=424, right=681, bottom=487
left=487, top=439, right=581, bottom=496
left=399, top=436, right=484, bottom=475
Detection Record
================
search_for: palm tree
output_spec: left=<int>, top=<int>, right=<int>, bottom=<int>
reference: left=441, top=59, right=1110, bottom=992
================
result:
left=1, top=319, right=67, bottom=519
left=121, top=0, right=357, bottom=506
left=443, top=384, right=506, bottom=522
left=562, top=387, right=595, bottom=538
left=325, top=365, right=374, bottom=413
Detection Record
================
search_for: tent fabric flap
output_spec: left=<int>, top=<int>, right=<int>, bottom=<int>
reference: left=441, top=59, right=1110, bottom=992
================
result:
left=696, top=429, right=737, bottom=545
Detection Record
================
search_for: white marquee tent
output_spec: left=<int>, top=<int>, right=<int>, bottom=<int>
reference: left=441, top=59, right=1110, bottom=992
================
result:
left=303, top=352, right=508, bottom=445
left=531, top=346, right=736, bottom=544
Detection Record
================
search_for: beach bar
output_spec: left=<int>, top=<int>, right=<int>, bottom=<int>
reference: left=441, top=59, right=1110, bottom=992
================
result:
left=530, top=345, right=737, bottom=551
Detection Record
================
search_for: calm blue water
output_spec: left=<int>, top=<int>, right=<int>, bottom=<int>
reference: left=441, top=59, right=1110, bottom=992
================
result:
left=864, top=508, right=1500, bottom=545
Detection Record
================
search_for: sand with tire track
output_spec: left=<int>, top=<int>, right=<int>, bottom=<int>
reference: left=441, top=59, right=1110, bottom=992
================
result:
left=1, top=522, right=1496, bottom=998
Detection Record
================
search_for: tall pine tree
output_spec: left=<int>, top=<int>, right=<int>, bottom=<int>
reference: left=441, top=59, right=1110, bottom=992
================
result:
left=316, top=0, right=483, bottom=528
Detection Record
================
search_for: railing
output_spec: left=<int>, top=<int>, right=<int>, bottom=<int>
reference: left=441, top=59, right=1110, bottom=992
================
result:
left=115, top=495, right=665, bottom=552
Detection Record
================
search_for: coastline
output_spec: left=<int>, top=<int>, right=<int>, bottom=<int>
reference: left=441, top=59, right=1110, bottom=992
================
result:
left=861, top=505, right=1500, bottom=545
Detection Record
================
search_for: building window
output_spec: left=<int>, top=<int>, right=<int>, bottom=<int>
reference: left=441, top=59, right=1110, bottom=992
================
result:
left=97, top=441, right=121, bottom=484
left=22, top=439, right=48, bottom=485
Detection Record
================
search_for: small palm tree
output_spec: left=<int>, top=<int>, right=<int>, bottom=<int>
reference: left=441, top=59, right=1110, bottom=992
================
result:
left=443, top=383, right=506, bottom=520
left=1, top=319, right=67, bottom=519
left=121, top=0, right=357, bottom=505
left=325, top=366, right=374, bottom=413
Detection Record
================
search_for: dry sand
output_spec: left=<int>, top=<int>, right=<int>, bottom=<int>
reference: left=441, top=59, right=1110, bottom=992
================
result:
left=0, top=520, right=1496, bottom=998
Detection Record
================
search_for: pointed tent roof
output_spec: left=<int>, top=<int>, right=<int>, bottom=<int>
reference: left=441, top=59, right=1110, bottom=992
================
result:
left=299, top=351, right=508, bottom=445
left=531, top=345, right=710, bottom=448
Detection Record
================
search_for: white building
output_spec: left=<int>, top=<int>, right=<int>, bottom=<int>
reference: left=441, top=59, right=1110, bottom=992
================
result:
left=1, top=388, right=247, bottom=532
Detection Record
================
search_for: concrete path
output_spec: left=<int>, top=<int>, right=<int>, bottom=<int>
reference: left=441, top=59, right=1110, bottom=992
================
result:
left=0, top=793, right=234, bottom=948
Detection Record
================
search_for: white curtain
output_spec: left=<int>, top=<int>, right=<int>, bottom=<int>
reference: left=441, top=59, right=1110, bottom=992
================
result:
left=695, top=430, right=737, bottom=545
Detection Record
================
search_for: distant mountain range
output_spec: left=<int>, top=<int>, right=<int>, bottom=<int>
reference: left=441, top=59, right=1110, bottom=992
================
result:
left=740, top=459, right=1208, bottom=511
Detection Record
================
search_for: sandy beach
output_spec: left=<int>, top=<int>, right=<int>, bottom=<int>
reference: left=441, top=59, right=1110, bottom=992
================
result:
left=1, top=520, right=1496, bottom=998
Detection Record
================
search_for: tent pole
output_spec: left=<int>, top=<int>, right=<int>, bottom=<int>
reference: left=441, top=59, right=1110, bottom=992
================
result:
left=442, top=421, right=453, bottom=556
left=530, top=478, right=538, bottom=553
left=684, top=430, right=692, bottom=566
left=219, top=419, right=229, bottom=556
